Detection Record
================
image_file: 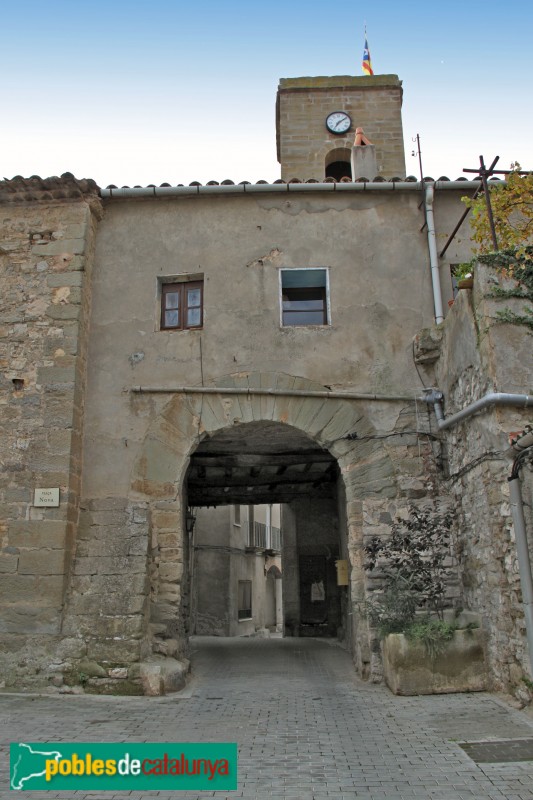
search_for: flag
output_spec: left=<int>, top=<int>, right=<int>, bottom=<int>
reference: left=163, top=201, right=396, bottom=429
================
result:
left=362, top=38, right=373, bottom=76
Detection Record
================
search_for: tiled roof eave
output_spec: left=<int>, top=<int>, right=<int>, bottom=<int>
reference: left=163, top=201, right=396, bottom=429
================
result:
left=0, top=173, right=100, bottom=204
left=101, top=178, right=493, bottom=200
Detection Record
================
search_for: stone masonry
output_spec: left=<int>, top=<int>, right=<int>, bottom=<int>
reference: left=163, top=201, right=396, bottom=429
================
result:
left=418, top=261, right=533, bottom=704
left=276, top=75, right=406, bottom=181
left=0, top=175, right=102, bottom=688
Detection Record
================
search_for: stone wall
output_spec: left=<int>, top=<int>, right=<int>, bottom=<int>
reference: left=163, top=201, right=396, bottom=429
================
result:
left=423, top=262, right=533, bottom=700
left=0, top=175, right=102, bottom=689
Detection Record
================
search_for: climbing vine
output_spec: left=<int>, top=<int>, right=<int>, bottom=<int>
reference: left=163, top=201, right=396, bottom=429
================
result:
left=480, top=248, right=533, bottom=331
left=462, top=163, right=533, bottom=256
left=458, top=162, right=533, bottom=330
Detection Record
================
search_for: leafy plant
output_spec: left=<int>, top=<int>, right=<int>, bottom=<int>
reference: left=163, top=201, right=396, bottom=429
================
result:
left=405, top=619, right=458, bottom=659
left=453, top=261, right=475, bottom=282
left=365, top=576, right=419, bottom=637
left=462, top=163, right=533, bottom=257
left=364, top=504, right=454, bottom=624
left=478, top=248, right=533, bottom=331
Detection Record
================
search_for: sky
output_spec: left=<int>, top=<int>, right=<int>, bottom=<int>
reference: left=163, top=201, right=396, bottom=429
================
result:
left=1, top=0, right=532, bottom=188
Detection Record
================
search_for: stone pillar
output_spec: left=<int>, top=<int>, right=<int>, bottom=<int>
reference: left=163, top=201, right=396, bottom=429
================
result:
left=281, top=504, right=298, bottom=635
left=351, top=144, right=378, bottom=180
left=275, top=577, right=283, bottom=632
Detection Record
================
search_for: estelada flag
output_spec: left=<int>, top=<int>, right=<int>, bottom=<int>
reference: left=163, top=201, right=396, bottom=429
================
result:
left=362, top=38, right=373, bottom=75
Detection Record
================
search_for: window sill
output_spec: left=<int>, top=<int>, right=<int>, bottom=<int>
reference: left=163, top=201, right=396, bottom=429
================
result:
left=280, top=324, right=332, bottom=329
left=159, top=327, right=203, bottom=333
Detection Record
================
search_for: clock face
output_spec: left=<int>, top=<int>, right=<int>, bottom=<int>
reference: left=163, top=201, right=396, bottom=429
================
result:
left=326, top=111, right=351, bottom=135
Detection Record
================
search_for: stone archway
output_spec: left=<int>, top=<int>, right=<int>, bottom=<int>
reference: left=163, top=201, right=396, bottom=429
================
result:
left=127, top=371, right=402, bottom=691
left=325, top=147, right=352, bottom=180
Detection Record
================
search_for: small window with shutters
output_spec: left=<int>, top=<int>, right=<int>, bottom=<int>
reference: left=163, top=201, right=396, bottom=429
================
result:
left=160, top=278, right=203, bottom=331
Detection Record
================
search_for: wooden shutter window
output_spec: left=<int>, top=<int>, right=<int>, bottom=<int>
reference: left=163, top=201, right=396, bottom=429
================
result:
left=161, top=280, right=203, bottom=330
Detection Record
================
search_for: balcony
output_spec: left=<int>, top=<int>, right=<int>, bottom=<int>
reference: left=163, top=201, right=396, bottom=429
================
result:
left=245, top=521, right=281, bottom=553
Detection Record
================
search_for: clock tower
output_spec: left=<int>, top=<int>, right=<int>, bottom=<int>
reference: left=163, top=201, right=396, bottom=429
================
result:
left=276, top=74, right=406, bottom=181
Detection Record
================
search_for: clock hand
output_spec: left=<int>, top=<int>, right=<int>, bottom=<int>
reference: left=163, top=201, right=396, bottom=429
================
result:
left=335, top=119, right=346, bottom=130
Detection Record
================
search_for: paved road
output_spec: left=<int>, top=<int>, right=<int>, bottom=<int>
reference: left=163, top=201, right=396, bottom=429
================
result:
left=2, top=636, right=533, bottom=799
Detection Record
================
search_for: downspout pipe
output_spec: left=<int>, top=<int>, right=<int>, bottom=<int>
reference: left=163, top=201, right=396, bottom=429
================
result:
left=425, top=184, right=445, bottom=324
left=508, top=451, right=533, bottom=676
left=425, top=391, right=533, bottom=431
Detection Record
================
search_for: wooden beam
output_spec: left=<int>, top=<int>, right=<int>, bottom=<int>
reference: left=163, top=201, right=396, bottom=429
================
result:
left=188, top=471, right=334, bottom=489
left=188, top=484, right=335, bottom=506
left=190, top=453, right=334, bottom=468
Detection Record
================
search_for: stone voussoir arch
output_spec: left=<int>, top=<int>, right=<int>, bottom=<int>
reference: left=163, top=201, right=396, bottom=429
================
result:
left=130, top=371, right=400, bottom=684
left=131, top=370, right=392, bottom=497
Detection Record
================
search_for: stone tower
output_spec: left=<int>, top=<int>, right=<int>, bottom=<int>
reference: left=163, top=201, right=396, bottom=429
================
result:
left=276, top=75, right=406, bottom=181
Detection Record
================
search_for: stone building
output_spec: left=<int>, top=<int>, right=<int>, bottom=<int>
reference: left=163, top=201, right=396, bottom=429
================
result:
left=192, top=503, right=282, bottom=637
left=0, top=73, right=532, bottom=698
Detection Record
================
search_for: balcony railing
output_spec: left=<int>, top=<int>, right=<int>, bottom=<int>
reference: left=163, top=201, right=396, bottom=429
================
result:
left=245, top=521, right=282, bottom=551
left=271, top=526, right=281, bottom=551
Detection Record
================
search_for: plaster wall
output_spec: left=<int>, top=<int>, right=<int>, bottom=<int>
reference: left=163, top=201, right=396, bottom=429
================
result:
left=0, top=183, right=480, bottom=693
left=192, top=505, right=232, bottom=635
left=62, top=189, right=473, bottom=691
left=192, top=504, right=281, bottom=637
left=80, top=188, right=471, bottom=506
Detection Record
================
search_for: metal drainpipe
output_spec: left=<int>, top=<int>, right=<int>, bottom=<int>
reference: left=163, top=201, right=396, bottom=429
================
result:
left=425, top=184, right=445, bottom=324
left=426, top=391, right=533, bottom=431
left=508, top=450, right=533, bottom=676
left=129, top=386, right=425, bottom=402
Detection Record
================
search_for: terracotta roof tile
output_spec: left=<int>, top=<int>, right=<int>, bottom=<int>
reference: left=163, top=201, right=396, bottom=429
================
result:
left=0, top=173, right=99, bottom=204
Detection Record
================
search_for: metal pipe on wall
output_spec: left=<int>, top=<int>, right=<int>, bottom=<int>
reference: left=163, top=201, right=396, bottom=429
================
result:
left=427, top=392, right=533, bottom=431
left=129, top=385, right=424, bottom=402
left=509, top=471, right=533, bottom=675
left=425, top=184, right=445, bottom=324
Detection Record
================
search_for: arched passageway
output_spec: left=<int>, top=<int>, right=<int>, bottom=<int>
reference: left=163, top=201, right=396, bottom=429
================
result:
left=185, top=420, right=345, bottom=642
left=91, top=370, right=411, bottom=693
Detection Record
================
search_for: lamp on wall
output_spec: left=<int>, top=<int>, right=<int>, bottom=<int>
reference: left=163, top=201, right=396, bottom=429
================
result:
left=186, top=507, right=197, bottom=535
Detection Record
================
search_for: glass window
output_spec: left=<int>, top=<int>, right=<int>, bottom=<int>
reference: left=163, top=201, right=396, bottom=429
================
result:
left=281, top=269, right=328, bottom=326
left=161, top=280, right=203, bottom=330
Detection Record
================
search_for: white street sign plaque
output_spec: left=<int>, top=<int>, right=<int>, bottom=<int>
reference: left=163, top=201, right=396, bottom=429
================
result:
left=34, top=488, right=60, bottom=507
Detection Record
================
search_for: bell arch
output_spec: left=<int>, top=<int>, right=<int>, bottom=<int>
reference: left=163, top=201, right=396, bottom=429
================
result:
left=324, top=147, right=352, bottom=180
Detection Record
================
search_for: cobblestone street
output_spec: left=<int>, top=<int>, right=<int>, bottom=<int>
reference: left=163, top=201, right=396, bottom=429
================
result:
left=2, top=636, right=533, bottom=799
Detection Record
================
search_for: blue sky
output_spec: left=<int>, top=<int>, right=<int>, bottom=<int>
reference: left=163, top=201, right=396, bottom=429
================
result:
left=1, top=0, right=531, bottom=186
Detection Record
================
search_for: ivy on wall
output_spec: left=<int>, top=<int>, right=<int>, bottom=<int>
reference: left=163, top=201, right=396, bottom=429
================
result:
left=481, top=248, right=533, bottom=331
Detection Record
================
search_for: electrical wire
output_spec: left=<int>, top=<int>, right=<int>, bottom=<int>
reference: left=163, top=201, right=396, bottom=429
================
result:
left=343, top=429, right=440, bottom=442
left=446, top=451, right=505, bottom=483
left=510, top=445, right=533, bottom=481
left=411, top=337, right=430, bottom=389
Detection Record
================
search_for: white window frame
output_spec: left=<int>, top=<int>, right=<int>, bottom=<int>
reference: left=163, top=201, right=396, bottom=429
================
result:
left=279, top=267, right=331, bottom=327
